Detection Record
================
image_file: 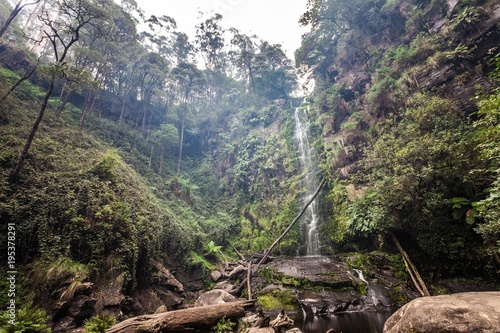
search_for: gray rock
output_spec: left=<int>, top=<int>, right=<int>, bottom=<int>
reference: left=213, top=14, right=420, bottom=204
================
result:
left=383, top=291, right=500, bottom=333
left=195, top=289, right=238, bottom=307
left=150, top=259, right=185, bottom=292
left=210, top=270, right=222, bottom=282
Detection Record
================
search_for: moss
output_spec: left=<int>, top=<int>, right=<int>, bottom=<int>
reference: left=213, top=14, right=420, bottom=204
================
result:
left=257, top=290, right=299, bottom=311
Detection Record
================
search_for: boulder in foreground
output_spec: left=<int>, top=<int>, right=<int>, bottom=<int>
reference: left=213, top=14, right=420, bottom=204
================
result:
left=383, top=291, right=500, bottom=333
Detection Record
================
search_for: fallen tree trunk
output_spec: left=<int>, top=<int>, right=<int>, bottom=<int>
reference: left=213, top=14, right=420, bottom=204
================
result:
left=106, top=300, right=255, bottom=333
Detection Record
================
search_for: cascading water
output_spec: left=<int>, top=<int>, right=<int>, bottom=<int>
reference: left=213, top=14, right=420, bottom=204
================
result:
left=354, top=269, right=391, bottom=308
left=294, top=101, right=320, bottom=256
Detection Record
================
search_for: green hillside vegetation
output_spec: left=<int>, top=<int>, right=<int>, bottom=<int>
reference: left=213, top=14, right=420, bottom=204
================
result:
left=298, top=0, right=500, bottom=277
left=0, top=0, right=499, bottom=330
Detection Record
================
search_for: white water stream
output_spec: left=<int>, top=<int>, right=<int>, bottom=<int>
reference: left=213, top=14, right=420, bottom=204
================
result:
left=294, top=102, right=320, bottom=256
left=354, top=269, right=391, bottom=307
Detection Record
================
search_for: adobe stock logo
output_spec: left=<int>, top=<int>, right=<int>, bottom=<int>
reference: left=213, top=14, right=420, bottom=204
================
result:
left=211, top=0, right=243, bottom=14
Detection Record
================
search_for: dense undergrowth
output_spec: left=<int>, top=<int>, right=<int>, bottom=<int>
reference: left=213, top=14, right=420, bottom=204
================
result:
left=0, top=61, right=302, bottom=322
left=1, top=0, right=500, bottom=330
left=300, top=0, right=500, bottom=280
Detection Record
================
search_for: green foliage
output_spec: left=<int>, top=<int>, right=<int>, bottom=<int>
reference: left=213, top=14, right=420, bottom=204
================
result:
left=189, top=251, right=216, bottom=271
left=83, top=314, right=116, bottom=333
left=0, top=305, right=51, bottom=333
left=347, top=191, right=392, bottom=235
left=210, top=316, right=236, bottom=333
left=472, top=54, right=500, bottom=258
left=257, top=290, right=299, bottom=311
left=322, top=182, right=350, bottom=243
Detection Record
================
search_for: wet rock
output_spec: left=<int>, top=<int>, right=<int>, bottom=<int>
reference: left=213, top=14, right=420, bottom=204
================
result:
left=129, top=288, right=183, bottom=314
left=174, top=265, right=204, bottom=292
left=51, top=282, right=98, bottom=332
left=214, top=280, right=237, bottom=293
left=245, top=328, right=274, bottom=333
left=156, top=289, right=184, bottom=308
left=383, top=291, right=500, bottom=333
left=270, top=310, right=294, bottom=330
left=267, top=257, right=354, bottom=289
left=195, top=289, right=238, bottom=307
left=285, top=329, right=302, bottom=333
left=298, top=290, right=360, bottom=315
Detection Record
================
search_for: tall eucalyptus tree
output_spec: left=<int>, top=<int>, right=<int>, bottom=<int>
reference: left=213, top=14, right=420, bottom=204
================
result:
left=172, top=62, right=206, bottom=177
left=0, top=0, right=42, bottom=38
left=10, top=0, right=111, bottom=181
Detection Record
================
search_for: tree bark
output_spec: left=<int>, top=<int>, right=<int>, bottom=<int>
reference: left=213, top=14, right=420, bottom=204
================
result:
left=247, top=262, right=253, bottom=300
left=106, top=300, right=255, bottom=333
left=114, top=95, right=127, bottom=143
left=9, top=72, right=55, bottom=182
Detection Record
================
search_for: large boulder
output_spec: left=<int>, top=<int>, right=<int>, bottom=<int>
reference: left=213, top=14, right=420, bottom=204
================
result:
left=383, top=291, right=500, bottom=333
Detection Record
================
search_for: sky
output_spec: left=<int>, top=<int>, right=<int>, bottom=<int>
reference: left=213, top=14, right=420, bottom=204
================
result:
left=135, top=0, right=310, bottom=59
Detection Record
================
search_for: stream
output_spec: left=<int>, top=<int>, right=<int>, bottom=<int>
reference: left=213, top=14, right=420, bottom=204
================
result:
left=290, top=310, right=396, bottom=333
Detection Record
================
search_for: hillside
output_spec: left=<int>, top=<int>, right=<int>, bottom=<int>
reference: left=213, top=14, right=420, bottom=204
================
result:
left=0, top=0, right=499, bottom=332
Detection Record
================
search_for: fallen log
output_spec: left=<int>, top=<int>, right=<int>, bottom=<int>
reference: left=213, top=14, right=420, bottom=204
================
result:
left=106, top=300, right=256, bottom=333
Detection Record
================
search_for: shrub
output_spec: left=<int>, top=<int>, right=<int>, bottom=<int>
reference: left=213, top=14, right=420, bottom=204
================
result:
left=0, top=305, right=51, bottom=333
left=83, top=314, right=115, bottom=333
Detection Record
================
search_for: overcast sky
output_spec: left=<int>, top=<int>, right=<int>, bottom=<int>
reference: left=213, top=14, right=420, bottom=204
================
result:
left=135, top=0, right=309, bottom=59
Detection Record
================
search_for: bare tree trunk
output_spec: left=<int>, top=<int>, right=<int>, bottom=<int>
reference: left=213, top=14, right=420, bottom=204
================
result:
left=88, top=101, right=101, bottom=134
left=141, top=101, right=147, bottom=135
left=0, top=62, right=38, bottom=104
left=113, top=96, right=127, bottom=144
left=390, top=233, right=430, bottom=297
left=0, top=1, right=24, bottom=38
left=80, top=92, right=97, bottom=130
left=247, top=261, right=253, bottom=300
left=177, top=103, right=187, bottom=177
left=9, top=72, right=55, bottom=182
left=54, top=80, right=66, bottom=114
left=146, top=103, right=153, bottom=142
left=54, top=84, right=72, bottom=118
left=79, top=90, right=92, bottom=128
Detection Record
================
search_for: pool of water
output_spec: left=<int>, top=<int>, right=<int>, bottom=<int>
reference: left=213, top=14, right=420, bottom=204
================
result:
left=290, top=310, right=396, bottom=333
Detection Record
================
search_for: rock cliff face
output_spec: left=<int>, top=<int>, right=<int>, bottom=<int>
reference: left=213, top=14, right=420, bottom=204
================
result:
left=383, top=291, right=500, bottom=333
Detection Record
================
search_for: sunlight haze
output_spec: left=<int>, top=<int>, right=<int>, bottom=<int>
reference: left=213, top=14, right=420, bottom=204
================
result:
left=135, top=0, right=309, bottom=59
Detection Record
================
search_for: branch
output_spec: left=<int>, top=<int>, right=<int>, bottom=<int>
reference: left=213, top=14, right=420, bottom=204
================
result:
left=255, top=178, right=326, bottom=272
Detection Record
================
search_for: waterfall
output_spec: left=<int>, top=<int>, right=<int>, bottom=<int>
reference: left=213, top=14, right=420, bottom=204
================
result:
left=354, top=269, right=391, bottom=308
left=294, top=101, right=320, bottom=256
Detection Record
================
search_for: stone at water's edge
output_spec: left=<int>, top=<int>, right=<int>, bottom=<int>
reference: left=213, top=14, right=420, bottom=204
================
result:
left=383, top=291, right=500, bottom=333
